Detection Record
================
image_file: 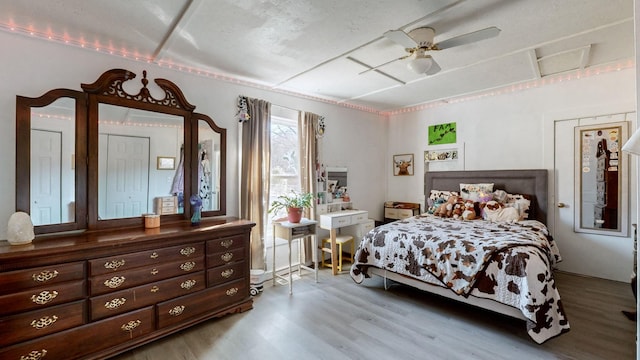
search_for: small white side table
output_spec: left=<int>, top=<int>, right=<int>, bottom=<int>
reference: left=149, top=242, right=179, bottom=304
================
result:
left=272, top=218, right=318, bottom=294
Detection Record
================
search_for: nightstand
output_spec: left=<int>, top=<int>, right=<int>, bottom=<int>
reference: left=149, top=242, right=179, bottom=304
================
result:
left=383, top=201, right=421, bottom=223
left=272, top=219, right=318, bottom=294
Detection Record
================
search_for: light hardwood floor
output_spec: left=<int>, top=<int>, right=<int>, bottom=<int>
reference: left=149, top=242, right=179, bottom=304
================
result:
left=112, top=269, right=636, bottom=360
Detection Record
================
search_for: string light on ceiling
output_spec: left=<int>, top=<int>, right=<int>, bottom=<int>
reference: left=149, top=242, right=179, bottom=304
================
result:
left=0, top=22, right=634, bottom=117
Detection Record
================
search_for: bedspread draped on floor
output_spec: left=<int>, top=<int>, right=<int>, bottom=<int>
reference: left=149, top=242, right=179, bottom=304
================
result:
left=350, top=215, right=570, bottom=344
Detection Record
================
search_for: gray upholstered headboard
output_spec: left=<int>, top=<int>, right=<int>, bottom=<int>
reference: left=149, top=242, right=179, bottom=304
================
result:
left=424, top=169, right=548, bottom=224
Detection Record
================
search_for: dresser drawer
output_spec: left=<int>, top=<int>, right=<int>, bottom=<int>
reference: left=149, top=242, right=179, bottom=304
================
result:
left=90, top=257, right=205, bottom=296
left=0, top=306, right=154, bottom=360
left=206, top=247, right=245, bottom=268
left=157, top=278, right=247, bottom=329
left=207, top=234, right=245, bottom=253
left=89, top=242, right=204, bottom=276
left=0, top=261, right=85, bottom=296
left=90, top=271, right=206, bottom=321
left=0, top=300, right=85, bottom=348
left=0, top=280, right=85, bottom=316
left=384, top=208, right=398, bottom=218
left=207, top=261, right=246, bottom=286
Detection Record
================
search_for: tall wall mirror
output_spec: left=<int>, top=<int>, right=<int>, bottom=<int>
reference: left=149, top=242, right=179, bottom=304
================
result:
left=574, top=121, right=629, bottom=236
left=16, top=69, right=227, bottom=234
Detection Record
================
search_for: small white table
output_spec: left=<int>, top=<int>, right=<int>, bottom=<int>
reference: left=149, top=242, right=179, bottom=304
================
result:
left=272, top=218, right=318, bottom=294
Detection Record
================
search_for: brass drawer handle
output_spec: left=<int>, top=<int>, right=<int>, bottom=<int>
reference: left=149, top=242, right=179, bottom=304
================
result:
left=104, top=276, right=126, bottom=289
left=169, top=305, right=185, bottom=316
left=180, top=261, right=195, bottom=272
left=31, top=290, right=58, bottom=305
left=221, top=252, right=233, bottom=262
left=104, top=259, right=126, bottom=270
left=121, top=319, right=141, bottom=332
left=150, top=286, right=159, bottom=293
left=151, top=268, right=159, bottom=275
left=105, top=297, right=127, bottom=310
left=32, top=270, right=59, bottom=283
left=180, top=279, right=197, bottom=290
left=150, top=252, right=159, bottom=259
left=30, top=315, right=59, bottom=329
left=180, top=247, right=196, bottom=256
left=19, top=349, right=47, bottom=360
left=221, top=269, right=234, bottom=278
left=221, top=239, right=234, bottom=248
left=226, top=287, right=238, bottom=296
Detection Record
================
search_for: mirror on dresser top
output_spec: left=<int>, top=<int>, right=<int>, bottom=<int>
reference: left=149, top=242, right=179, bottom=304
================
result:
left=16, top=69, right=227, bottom=234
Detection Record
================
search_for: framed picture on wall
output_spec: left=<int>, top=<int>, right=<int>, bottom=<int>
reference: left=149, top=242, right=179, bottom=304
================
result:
left=393, top=154, right=414, bottom=176
left=157, top=156, right=176, bottom=170
left=428, top=122, right=457, bottom=145
left=425, top=148, right=459, bottom=162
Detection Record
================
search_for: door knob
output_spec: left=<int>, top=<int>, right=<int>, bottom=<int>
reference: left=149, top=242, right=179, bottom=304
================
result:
left=557, top=202, right=566, bottom=208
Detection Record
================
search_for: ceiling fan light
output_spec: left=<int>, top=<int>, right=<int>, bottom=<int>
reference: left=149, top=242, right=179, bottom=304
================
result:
left=408, top=55, right=433, bottom=74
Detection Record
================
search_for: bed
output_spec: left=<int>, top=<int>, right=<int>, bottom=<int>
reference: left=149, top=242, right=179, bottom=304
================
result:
left=350, top=169, right=570, bottom=344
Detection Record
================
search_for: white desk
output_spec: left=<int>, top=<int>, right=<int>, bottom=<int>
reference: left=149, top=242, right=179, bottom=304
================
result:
left=319, top=210, right=368, bottom=275
left=272, top=219, right=318, bottom=294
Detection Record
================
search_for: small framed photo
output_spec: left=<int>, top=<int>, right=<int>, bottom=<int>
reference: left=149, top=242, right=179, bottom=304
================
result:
left=157, top=156, right=176, bottom=170
left=393, top=154, right=414, bottom=176
left=327, top=180, right=338, bottom=193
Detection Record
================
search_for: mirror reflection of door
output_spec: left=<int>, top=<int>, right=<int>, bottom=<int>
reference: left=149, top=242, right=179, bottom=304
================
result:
left=30, top=129, right=62, bottom=225
left=98, top=134, right=150, bottom=219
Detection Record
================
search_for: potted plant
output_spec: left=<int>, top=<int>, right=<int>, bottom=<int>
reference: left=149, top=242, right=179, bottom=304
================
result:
left=268, top=190, right=314, bottom=223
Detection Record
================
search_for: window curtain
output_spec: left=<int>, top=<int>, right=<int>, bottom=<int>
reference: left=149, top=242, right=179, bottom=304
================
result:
left=238, top=96, right=271, bottom=271
left=299, top=111, right=319, bottom=263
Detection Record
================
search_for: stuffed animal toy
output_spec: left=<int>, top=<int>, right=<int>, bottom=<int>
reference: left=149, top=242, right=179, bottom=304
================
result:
left=451, top=202, right=464, bottom=219
left=481, top=200, right=520, bottom=222
left=436, top=196, right=458, bottom=217
left=429, top=198, right=445, bottom=215
left=461, top=200, right=476, bottom=220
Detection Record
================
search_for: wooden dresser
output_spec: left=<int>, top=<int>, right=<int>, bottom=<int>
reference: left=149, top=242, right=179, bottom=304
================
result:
left=0, top=218, right=254, bottom=360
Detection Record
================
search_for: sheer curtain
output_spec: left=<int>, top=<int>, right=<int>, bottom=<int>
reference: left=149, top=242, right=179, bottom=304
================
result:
left=239, top=96, right=271, bottom=271
left=299, top=111, right=319, bottom=263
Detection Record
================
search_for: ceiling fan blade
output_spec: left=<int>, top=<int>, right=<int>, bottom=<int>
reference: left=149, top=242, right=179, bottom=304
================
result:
left=435, top=26, right=501, bottom=50
left=383, top=29, right=418, bottom=49
left=425, top=58, right=441, bottom=76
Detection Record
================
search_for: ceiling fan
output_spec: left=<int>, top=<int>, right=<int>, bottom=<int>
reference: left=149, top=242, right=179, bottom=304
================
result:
left=366, top=25, right=501, bottom=76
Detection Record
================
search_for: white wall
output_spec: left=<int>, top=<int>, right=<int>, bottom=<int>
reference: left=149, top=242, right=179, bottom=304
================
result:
left=386, top=68, right=637, bottom=281
left=0, top=31, right=388, bottom=238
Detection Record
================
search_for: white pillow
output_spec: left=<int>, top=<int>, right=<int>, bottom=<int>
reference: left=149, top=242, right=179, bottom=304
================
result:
left=459, top=183, right=494, bottom=202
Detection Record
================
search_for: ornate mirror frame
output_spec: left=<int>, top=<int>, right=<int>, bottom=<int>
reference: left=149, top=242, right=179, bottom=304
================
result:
left=16, top=68, right=227, bottom=234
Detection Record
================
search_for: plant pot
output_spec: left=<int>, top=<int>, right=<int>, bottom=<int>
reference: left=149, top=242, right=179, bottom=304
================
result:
left=287, top=207, right=303, bottom=223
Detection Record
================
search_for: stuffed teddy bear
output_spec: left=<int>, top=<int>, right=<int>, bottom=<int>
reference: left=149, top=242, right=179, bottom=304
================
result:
left=461, top=200, right=476, bottom=220
left=480, top=200, right=520, bottom=222
left=451, top=201, right=464, bottom=219
left=436, top=195, right=458, bottom=217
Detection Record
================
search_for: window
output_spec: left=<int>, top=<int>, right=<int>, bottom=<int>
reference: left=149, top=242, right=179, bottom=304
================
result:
left=265, top=106, right=300, bottom=244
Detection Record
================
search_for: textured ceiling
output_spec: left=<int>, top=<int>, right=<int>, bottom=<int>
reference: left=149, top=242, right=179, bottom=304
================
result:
left=0, top=0, right=634, bottom=113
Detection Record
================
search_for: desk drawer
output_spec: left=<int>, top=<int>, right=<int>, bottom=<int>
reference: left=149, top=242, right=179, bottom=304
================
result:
left=0, top=300, right=86, bottom=347
left=0, top=262, right=85, bottom=296
left=89, top=243, right=203, bottom=276
left=351, top=212, right=368, bottom=223
left=90, top=271, right=205, bottom=320
left=0, top=280, right=85, bottom=316
left=156, top=278, right=247, bottom=329
left=330, top=215, right=352, bottom=228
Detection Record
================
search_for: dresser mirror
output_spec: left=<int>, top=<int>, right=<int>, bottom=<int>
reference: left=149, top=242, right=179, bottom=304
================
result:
left=16, top=69, right=227, bottom=234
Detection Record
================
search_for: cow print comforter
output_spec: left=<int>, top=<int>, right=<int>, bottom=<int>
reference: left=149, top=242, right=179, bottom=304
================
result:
left=350, top=215, right=570, bottom=344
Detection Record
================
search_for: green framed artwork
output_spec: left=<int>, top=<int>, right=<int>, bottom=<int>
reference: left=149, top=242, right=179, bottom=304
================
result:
left=428, top=122, right=457, bottom=145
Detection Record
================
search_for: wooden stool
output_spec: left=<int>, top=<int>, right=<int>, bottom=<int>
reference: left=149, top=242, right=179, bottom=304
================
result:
left=321, top=235, right=354, bottom=272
